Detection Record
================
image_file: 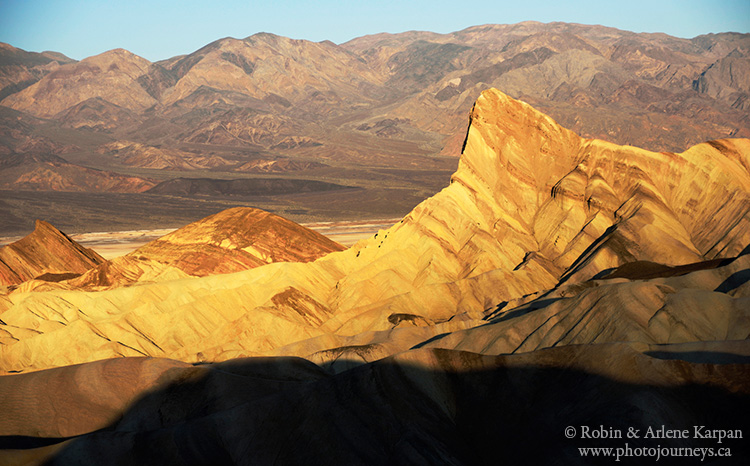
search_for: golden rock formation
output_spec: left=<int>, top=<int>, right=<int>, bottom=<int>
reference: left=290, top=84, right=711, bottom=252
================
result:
left=1, top=89, right=748, bottom=373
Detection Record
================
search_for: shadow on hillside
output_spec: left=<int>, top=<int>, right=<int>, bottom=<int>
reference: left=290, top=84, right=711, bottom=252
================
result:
left=715, top=269, right=750, bottom=294
left=1, top=351, right=748, bottom=466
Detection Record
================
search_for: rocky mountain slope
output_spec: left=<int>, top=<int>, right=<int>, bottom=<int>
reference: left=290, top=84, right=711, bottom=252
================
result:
left=2, top=48, right=155, bottom=118
left=2, top=23, right=749, bottom=173
left=0, top=88, right=748, bottom=464
left=0, top=42, right=75, bottom=101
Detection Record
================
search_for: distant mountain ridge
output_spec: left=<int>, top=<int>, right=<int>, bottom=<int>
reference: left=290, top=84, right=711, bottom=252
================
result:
left=1, top=22, right=748, bottom=165
left=0, top=22, right=749, bottom=238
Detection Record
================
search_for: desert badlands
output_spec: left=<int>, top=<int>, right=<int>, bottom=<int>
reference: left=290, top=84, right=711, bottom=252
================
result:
left=0, top=89, right=748, bottom=464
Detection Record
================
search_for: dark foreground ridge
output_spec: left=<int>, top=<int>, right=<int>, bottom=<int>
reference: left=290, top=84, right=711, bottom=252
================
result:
left=0, top=345, right=748, bottom=465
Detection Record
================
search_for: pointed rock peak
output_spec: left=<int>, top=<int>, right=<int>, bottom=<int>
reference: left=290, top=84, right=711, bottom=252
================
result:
left=466, top=89, right=577, bottom=146
left=0, top=220, right=104, bottom=286
left=23, top=220, right=102, bottom=260
left=454, top=89, right=583, bottom=198
left=32, top=219, right=67, bottom=237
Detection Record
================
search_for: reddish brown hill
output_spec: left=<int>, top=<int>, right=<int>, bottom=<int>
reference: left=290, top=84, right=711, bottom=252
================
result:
left=73, top=207, right=345, bottom=288
left=134, top=207, right=346, bottom=275
left=0, top=152, right=155, bottom=193
left=0, top=220, right=104, bottom=286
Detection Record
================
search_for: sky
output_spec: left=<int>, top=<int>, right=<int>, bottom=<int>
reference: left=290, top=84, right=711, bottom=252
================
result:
left=1, top=0, right=749, bottom=62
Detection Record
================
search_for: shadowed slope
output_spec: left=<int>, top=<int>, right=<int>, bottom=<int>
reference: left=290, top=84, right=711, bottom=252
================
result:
left=0, top=357, right=190, bottom=438
left=421, top=252, right=750, bottom=357
left=1, top=344, right=748, bottom=465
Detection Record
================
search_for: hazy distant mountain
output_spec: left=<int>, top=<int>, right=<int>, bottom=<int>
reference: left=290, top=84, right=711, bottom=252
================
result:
left=2, top=48, right=155, bottom=117
left=1, top=23, right=748, bottom=171
left=0, top=42, right=75, bottom=101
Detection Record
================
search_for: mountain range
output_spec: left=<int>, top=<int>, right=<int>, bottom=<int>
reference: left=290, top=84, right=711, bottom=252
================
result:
left=1, top=20, right=749, bottom=463
left=1, top=22, right=749, bottom=235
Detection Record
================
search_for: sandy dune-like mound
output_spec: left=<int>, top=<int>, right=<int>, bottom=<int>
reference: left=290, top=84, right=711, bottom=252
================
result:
left=0, top=220, right=104, bottom=287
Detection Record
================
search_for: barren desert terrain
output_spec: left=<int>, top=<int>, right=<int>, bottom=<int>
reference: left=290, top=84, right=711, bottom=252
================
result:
left=1, top=20, right=749, bottom=465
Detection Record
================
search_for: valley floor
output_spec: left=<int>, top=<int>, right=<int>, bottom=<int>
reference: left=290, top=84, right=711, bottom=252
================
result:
left=0, top=218, right=399, bottom=258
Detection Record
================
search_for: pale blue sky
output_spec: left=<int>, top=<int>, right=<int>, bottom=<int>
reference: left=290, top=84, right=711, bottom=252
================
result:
left=1, top=0, right=749, bottom=61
